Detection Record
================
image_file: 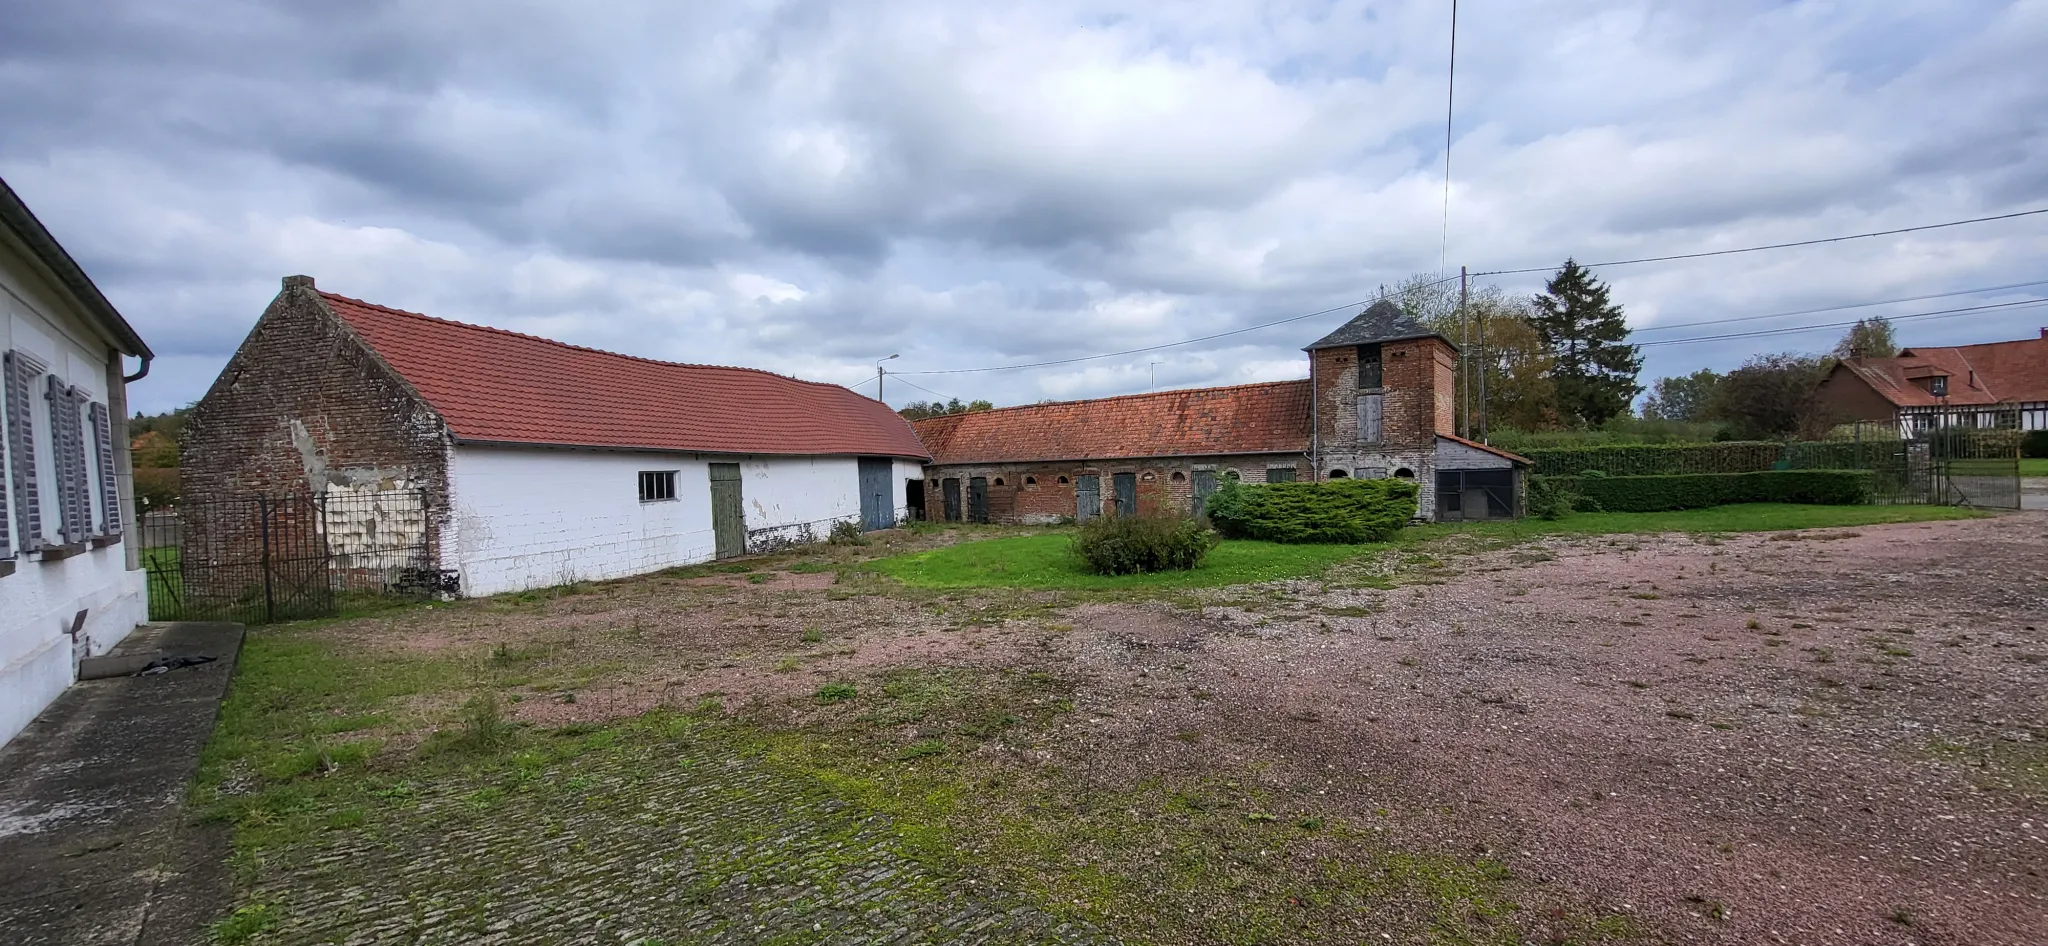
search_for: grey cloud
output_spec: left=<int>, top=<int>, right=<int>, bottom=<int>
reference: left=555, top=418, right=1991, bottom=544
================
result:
left=3, top=0, right=2044, bottom=415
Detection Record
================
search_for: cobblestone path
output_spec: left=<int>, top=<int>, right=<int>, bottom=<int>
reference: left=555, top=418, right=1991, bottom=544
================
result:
left=247, top=740, right=1106, bottom=945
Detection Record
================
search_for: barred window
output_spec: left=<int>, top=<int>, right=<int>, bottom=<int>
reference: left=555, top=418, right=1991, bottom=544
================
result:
left=638, top=470, right=678, bottom=502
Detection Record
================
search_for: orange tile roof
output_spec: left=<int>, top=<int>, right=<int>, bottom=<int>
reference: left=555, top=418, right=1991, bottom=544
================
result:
left=913, top=380, right=1311, bottom=465
left=319, top=290, right=929, bottom=459
left=1841, top=332, right=2048, bottom=408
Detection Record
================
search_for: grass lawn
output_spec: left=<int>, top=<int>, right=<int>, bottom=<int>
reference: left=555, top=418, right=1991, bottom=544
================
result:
left=868, top=504, right=1987, bottom=591
left=864, top=533, right=1373, bottom=590
left=2021, top=457, right=2048, bottom=477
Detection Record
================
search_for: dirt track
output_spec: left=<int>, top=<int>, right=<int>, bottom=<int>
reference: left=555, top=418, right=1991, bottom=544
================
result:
left=326, top=513, right=2048, bottom=944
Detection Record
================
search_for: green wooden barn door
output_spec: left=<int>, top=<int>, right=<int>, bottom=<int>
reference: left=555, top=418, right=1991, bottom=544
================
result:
left=709, top=463, right=745, bottom=559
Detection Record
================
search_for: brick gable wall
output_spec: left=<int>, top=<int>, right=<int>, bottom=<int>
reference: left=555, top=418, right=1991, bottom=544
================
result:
left=181, top=279, right=452, bottom=566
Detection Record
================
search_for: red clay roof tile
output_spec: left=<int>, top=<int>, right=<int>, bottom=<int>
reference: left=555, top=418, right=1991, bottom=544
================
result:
left=1842, top=333, right=2048, bottom=408
left=319, top=291, right=929, bottom=459
left=913, top=380, right=1310, bottom=465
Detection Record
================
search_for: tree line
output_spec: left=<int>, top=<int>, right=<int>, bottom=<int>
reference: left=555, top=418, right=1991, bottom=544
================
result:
left=1393, top=262, right=1902, bottom=442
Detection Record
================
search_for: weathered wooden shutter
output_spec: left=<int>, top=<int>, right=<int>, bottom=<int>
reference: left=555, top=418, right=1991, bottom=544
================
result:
left=90, top=401, right=120, bottom=535
left=1358, top=393, right=1384, bottom=443
left=4, top=351, right=42, bottom=551
left=47, top=375, right=86, bottom=543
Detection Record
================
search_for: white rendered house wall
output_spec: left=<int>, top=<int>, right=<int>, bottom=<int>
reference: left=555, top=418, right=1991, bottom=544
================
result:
left=0, top=261, right=146, bottom=747
left=442, top=445, right=900, bottom=596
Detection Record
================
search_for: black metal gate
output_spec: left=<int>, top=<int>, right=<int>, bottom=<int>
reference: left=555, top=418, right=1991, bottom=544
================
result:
left=140, top=490, right=437, bottom=624
left=1783, top=418, right=2023, bottom=509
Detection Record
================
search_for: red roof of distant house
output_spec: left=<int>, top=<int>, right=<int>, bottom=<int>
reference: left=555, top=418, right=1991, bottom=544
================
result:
left=317, top=289, right=928, bottom=459
left=914, top=380, right=1311, bottom=465
left=1838, top=332, right=2048, bottom=408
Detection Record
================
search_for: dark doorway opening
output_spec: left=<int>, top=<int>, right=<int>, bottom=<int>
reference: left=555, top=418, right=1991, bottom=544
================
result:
left=968, top=476, right=989, bottom=523
left=1436, top=469, right=1516, bottom=521
left=942, top=478, right=962, bottom=522
left=905, top=479, right=926, bottom=521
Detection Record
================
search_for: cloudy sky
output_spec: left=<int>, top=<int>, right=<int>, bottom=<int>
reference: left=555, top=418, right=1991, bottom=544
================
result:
left=5, top=0, right=2046, bottom=414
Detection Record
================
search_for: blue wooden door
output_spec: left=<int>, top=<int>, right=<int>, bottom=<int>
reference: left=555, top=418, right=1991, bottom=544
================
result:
left=857, top=457, right=892, bottom=530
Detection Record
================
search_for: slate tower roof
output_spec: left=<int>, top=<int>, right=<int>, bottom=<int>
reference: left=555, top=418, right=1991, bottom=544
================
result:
left=1303, top=299, right=1455, bottom=352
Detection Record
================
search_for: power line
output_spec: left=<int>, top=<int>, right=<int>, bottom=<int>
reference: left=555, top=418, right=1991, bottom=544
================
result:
left=1439, top=0, right=1458, bottom=273
left=897, top=276, right=1461, bottom=376
left=1634, top=297, right=2048, bottom=349
left=1473, top=207, right=2048, bottom=277
left=889, top=375, right=959, bottom=403
left=1632, top=278, right=2048, bottom=334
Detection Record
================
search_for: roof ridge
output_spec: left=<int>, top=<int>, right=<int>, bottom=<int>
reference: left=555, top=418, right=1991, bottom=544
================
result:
left=922, top=378, right=1309, bottom=422
left=316, top=289, right=859, bottom=394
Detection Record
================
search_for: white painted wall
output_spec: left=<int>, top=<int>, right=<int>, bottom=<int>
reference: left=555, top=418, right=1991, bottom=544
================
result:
left=892, top=458, right=925, bottom=525
left=1, top=248, right=146, bottom=747
left=443, top=445, right=918, bottom=596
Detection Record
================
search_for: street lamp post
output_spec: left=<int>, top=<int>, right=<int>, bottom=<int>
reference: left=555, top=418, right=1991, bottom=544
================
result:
left=876, top=353, right=899, bottom=400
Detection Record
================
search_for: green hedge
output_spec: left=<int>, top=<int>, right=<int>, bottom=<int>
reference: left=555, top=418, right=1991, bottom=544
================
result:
left=2026, top=430, right=2048, bottom=459
left=1523, top=441, right=1782, bottom=477
left=1539, top=470, right=1874, bottom=513
left=1204, top=477, right=1418, bottom=544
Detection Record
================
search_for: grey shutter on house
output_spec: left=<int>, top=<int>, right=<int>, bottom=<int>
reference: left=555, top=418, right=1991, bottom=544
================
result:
left=0, top=367, right=9, bottom=560
left=46, top=375, right=85, bottom=543
left=89, top=401, right=119, bottom=535
left=4, top=352, right=42, bottom=552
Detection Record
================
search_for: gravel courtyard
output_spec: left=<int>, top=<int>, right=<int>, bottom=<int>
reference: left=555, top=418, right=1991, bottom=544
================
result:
left=205, top=513, right=2047, bottom=945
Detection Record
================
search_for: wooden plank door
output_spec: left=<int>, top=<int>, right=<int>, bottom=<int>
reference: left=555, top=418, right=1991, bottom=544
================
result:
left=1112, top=473, right=1137, bottom=516
left=1191, top=469, right=1217, bottom=518
left=708, top=463, right=744, bottom=559
left=942, top=478, right=962, bottom=522
left=1074, top=474, right=1100, bottom=522
left=967, top=477, right=989, bottom=523
left=857, top=457, right=892, bottom=531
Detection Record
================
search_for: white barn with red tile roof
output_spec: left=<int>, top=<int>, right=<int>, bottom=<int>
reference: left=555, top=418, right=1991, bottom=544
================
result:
left=184, top=276, right=928, bottom=597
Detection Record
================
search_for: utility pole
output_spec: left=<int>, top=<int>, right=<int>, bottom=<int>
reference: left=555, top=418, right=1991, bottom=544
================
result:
left=875, top=353, right=898, bottom=401
left=1476, top=284, right=1489, bottom=443
left=1150, top=361, right=1163, bottom=391
left=1458, top=266, right=1470, bottom=439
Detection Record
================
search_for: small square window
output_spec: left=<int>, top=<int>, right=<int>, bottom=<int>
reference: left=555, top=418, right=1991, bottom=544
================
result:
left=638, top=470, right=677, bottom=502
left=1928, top=376, right=1948, bottom=397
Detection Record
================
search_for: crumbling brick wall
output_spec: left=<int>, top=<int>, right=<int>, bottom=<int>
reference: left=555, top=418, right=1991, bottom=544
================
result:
left=180, top=276, right=452, bottom=592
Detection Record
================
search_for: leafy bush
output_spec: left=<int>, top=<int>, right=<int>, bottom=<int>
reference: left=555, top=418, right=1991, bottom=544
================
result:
left=1538, top=470, right=1874, bottom=513
left=828, top=519, right=868, bottom=545
left=2022, top=430, right=2048, bottom=459
left=133, top=466, right=180, bottom=510
left=1521, top=441, right=1781, bottom=477
left=1526, top=477, right=1584, bottom=520
left=1204, top=478, right=1418, bottom=544
left=1070, top=514, right=1217, bottom=575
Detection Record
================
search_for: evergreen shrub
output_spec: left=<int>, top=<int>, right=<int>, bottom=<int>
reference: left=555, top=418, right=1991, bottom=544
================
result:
left=1204, top=478, right=1418, bottom=544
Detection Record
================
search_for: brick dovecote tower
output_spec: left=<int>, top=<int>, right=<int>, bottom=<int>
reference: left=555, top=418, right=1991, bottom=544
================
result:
left=1305, top=299, right=1459, bottom=513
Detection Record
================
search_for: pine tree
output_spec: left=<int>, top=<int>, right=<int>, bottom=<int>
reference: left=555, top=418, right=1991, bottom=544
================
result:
left=1530, top=259, right=1643, bottom=426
